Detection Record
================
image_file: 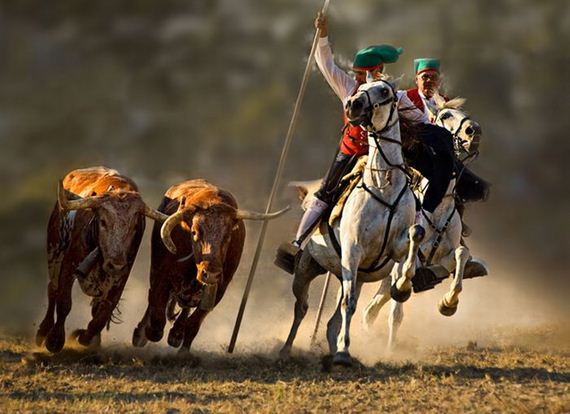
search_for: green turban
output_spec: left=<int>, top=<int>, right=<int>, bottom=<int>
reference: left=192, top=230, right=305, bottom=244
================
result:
left=414, top=58, right=441, bottom=74
left=353, top=44, right=404, bottom=70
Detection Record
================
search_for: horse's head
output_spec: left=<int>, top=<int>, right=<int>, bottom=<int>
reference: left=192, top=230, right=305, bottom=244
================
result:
left=433, top=96, right=482, bottom=161
left=345, top=79, right=399, bottom=133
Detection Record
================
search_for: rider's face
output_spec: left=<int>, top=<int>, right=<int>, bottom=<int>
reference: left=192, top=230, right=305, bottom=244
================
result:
left=354, top=66, right=384, bottom=84
left=416, top=70, right=440, bottom=98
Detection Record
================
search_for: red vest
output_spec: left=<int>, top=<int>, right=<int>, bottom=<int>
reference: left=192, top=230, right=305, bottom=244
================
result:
left=406, top=88, right=449, bottom=123
left=340, top=113, right=368, bottom=156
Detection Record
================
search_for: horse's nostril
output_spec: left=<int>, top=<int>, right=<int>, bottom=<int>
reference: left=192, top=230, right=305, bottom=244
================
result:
left=352, top=100, right=363, bottom=111
left=465, top=127, right=474, bottom=135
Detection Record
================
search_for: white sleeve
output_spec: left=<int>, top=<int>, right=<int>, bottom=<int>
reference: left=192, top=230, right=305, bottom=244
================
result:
left=315, top=37, right=358, bottom=104
left=397, top=91, right=429, bottom=124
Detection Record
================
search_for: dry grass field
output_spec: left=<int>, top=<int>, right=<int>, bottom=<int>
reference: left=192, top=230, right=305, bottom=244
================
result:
left=0, top=324, right=568, bottom=413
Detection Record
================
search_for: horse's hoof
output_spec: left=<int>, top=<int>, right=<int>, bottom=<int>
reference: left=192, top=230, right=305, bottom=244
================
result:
left=332, top=352, right=352, bottom=367
left=132, top=326, right=148, bottom=348
left=438, top=299, right=458, bottom=317
left=278, top=345, right=292, bottom=361
left=45, top=325, right=65, bottom=353
left=390, top=284, right=411, bottom=303
left=167, top=328, right=184, bottom=348
left=145, top=325, right=164, bottom=342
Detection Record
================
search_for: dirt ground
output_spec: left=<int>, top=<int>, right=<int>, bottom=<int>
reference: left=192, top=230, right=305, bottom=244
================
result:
left=0, top=324, right=568, bottom=413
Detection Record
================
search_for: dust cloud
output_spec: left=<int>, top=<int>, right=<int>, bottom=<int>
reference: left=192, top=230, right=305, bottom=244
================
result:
left=52, top=207, right=568, bottom=366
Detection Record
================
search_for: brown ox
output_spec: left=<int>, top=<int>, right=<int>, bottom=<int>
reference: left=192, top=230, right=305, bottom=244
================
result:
left=132, top=179, right=288, bottom=353
left=36, top=167, right=166, bottom=353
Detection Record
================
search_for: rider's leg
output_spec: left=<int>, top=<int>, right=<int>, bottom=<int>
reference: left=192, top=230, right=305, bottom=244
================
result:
left=292, top=151, right=355, bottom=247
left=406, top=124, right=455, bottom=215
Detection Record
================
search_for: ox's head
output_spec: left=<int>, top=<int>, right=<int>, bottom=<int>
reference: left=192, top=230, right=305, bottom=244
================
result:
left=433, top=96, right=482, bottom=162
left=58, top=180, right=167, bottom=276
left=345, top=79, right=399, bottom=133
left=160, top=199, right=289, bottom=286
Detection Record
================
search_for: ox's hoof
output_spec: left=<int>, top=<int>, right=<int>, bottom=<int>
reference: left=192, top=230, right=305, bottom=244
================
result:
left=167, top=328, right=184, bottom=348
left=132, top=326, right=148, bottom=348
left=332, top=352, right=352, bottom=367
left=71, top=329, right=101, bottom=348
left=45, top=325, right=65, bottom=353
left=390, top=284, right=412, bottom=303
left=438, top=299, right=458, bottom=317
left=145, top=326, right=164, bottom=343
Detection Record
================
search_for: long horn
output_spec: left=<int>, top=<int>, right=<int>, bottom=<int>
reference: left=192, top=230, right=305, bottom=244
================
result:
left=143, top=204, right=169, bottom=223
left=160, top=204, right=197, bottom=255
left=235, top=205, right=290, bottom=221
left=57, top=179, right=104, bottom=211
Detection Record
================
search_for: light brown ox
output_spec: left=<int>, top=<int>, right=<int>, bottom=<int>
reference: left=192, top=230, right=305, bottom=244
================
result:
left=132, top=179, right=288, bottom=353
left=36, top=167, right=167, bottom=353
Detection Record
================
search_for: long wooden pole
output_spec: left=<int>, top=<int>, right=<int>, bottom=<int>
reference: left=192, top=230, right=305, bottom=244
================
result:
left=227, top=0, right=332, bottom=353
left=309, top=271, right=331, bottom=347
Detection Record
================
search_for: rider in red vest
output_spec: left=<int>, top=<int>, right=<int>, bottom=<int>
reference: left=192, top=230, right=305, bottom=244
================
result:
left=288, top=13, right=412, bottom=250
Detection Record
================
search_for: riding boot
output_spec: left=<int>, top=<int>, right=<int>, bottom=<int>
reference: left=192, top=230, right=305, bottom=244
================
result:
left=275, top=197, right=328, bottom=274
left=293, top=197, right=329, bottom=247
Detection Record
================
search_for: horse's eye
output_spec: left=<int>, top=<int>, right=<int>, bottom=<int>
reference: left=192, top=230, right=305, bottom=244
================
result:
left=440, top=112, right=453, bottom=121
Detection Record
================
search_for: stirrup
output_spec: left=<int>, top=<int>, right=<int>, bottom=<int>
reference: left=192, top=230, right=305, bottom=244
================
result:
left=275, top=242, right=302, bottom=275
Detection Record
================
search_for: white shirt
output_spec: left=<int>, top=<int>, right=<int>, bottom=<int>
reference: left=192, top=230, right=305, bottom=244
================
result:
left=314, top=37, right=427, bottom=124
left=417, top=90, right=438, bottom=124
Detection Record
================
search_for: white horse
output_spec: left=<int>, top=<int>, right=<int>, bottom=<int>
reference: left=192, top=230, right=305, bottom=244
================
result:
left=280, top=80, right=424, bottom=366
left=362, top=97, right=487, bottom=349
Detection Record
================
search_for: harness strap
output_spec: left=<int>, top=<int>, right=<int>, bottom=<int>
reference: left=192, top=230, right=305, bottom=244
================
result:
left=422, top=205, right=457, bottom=265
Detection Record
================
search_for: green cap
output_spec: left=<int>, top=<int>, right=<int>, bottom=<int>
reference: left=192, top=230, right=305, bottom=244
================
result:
left=414, top=58, right=440, bottom=74
left=353, top=44, right=404, bottom=70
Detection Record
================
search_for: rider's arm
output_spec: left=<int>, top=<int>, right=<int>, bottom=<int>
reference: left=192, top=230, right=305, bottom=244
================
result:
left=397, top=91, right=429, bottom=124
left=314, top=37, right=358, bottom=103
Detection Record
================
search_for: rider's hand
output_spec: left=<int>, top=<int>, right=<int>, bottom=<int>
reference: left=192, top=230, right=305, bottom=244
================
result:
left=314, top=12, right=328, bottom=38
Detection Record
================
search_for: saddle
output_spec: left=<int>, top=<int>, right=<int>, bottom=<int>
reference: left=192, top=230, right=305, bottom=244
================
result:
left=327, top=156, right=368, bottom=226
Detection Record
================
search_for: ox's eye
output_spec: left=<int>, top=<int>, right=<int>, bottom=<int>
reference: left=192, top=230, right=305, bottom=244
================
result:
left=100, top=219, right=107, bottom=228
left=191, top=230, right=199, bottom=241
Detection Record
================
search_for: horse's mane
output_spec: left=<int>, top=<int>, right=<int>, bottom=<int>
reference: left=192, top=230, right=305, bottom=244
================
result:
left=437, top=95, right=467, bottom=110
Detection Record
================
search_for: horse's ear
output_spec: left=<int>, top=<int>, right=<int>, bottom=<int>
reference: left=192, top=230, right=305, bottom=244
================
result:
left=389, top=75, right=403, bottom=90
left=445, top=97, right=467, bottom=110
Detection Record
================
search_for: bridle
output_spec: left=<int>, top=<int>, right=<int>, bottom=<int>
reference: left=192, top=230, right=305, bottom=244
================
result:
left=437, top=109, right=479, bottom=161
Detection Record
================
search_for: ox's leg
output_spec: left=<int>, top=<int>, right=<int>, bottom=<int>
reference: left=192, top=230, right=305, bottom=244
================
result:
left=178, top=308, right=209, bottom=353
left=145, top=277, right=171, bottom=343
left=132, top=307, right=150, bottom=347
left=36, top=280, right=57, bottom=347
left=76, top=279, right=127, bottom=347
left=391, top=225, right=424, bottom=303
left=168, top=306, right=190, bottom=348
left=45, top=266, right=75, bottom=353
left=280, top=250, right=326, bottom=358
left=362, top=276, right=392, bottom=331
left=438, top=245, right=469, bottom=317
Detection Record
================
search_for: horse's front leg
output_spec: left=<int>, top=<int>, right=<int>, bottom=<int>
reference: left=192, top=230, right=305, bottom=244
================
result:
left=362, top=276, right=392, bottom=331
left=333, top=243, right=363, bottom=366
left=438, top=245, right=469, bottom=316
left=392, top=224, right=425, bottom=302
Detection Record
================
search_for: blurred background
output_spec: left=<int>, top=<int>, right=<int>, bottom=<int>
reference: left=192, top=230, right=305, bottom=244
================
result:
left=0, top=0, right=568, bottom=353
